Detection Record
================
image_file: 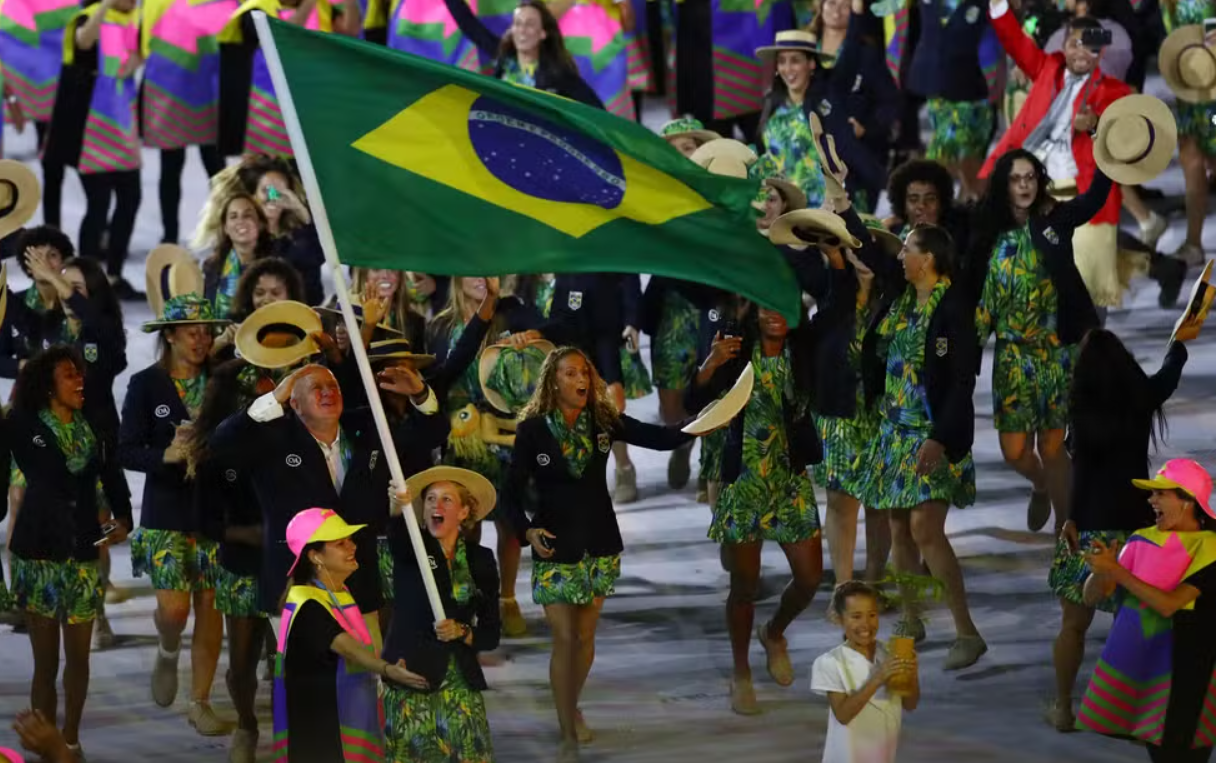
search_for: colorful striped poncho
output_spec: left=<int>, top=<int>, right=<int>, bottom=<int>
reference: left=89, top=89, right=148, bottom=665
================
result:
left=0, top=0, right=79, bottom=121
left=559, top=0, right=632, bottom=118
left=63, top=4, right=142, bottom=174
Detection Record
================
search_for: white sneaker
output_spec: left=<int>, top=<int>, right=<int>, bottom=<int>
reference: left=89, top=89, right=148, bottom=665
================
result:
left=1174, top=242, right=1207, bottom=268
left=92, top=614, right=115, bottom=651
left=1139, top=212, right=1167, bottom=250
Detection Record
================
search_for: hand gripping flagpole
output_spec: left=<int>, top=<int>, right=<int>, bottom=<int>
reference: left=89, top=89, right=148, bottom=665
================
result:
left=251, top=11, right=446, bottom=622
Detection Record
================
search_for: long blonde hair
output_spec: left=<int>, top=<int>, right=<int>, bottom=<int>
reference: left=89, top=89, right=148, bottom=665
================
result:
left=519, top=347, right=620, bottom=431
left=350, top=268, right=416, bottom=333
left=430, top=276, right=489, bottom=345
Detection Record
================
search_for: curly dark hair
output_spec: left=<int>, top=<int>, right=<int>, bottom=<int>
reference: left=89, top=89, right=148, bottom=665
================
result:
left=887, top=159, right=956, bottom=223
left=970, top=149, right=1053, bottom=265
left=14, top=226, right=75, bottom=278
left=229, top=257, right=307, bottom=322
left=13, top=344, right=84, bottom=416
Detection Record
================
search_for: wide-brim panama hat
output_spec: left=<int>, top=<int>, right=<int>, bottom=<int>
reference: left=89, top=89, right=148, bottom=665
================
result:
left=145, top=244, right=205, bottom=320
left=1092, top=95, right=1177, bottom=186
left=286, top=508, right=367, bottom=577
left=861, top=215, right=904, bottom=256
left=770, top=208, right=863, bottom=249
left=367, top=338, right=436, bottom=369
left=235, top=300, right=323, bottom=369
left=752, top=176, right=809, bottom=213
left=0, top=160, right=40, bottom=241
left=689, top=139, right=758, bottom=179
left=140, top=293, right=231, bottom=333
left=478, top=339, right=555, bottom=415
left=683, top=362, right=755, bottom=435
left=1160, top=25, right=1216, bottom=103
left=404, top=466, right=497, bottom=524
left=1132, top=459, right=1214, bottom=520
left=756, top=30, right=837, bottom=62
left=660, top=116, right=722, bottom=146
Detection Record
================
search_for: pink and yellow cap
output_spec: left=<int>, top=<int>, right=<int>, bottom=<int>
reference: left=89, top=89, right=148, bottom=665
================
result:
left=285, top=508, right=365, bottom=576
left=1132, top=459, right=1214, bottom=519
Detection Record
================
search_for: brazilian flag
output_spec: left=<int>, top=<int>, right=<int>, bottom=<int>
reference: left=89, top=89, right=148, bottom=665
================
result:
left=261, top=18, right=801, bottom=319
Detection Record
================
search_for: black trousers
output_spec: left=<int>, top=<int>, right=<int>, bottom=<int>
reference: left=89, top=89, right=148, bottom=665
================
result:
left=79, top=169, right=141, bottom=278
left=34, top=121, right=66, bottom=229
left=1148, top=746, right=1213, bottom=763
left=159, top=145, right=225, bottom=243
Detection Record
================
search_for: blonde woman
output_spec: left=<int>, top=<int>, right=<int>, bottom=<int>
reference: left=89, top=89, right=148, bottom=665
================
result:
left=350, top=268, right=427, bottom=352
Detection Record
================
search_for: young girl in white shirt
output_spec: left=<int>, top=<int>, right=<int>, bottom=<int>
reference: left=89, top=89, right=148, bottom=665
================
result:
left=811, top=581, right=919, bottom=763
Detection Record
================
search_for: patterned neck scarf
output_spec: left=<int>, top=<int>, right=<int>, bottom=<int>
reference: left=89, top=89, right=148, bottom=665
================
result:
left=545, top=408, right=593, bottom=478
left=446, top=320, right=485, bottom=408
left=502, top=57, right=538, bottom=88
left=448, top=536, right=474, bottom=604
left=877, top=279, right=952, bottom=351
left=25, top=287, right=78, bottom=344
left=535, top=278, right=555, bottom=319
left=213, top=250, right=244, bottom=319
left=38, top=408, right=98, bottom=475
left=173, top=373, right=208, bottom=419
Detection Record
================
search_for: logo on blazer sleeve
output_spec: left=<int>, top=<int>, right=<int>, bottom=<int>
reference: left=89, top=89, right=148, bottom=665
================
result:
left=936, top=337, right=949, bottom=357
left=597, top=433, right=611, bottom=453
left=567, top=291, right=584, bottom=311
left=154, top=405, right=171, bottom=418
left=286, top=454, right=303, bottom=467
left=537, top=453, right=551, bottom=466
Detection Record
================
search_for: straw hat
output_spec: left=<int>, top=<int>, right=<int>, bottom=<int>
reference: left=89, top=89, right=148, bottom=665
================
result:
left=1092, top=95, right=1177, bottom=186
left=689, top=139, right=758, bottom=179
left=1048, top=177, right=1078, bottom=200
left=769, top=208, right=863, bottom=249
left=367, top=338, right=436, bottom=369
left=861, top=216, right=903, bottom=256
left=478, top=339, right=555, bottom=414
left=235, top=300, right=322, bottom=369
left=1160, top=26, right=1216, bottom=103
left=0, top=161, right=40, bottom=241
left=145, top=244, right=205, bottom=320
left=755, top=30, right=836, bottom=62
left=140, top=293, right=231, bottom=333
left=752, top=176, right=808, bottom=213
left=404, top=466, right=497, bottom=524
left=682, top=362, right=755, bottom=435
left=660, top=116, right=722, bottom=146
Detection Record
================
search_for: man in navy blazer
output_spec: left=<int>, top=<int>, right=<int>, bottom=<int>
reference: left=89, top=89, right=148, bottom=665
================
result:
left=209, top=363, right=447, bottom=631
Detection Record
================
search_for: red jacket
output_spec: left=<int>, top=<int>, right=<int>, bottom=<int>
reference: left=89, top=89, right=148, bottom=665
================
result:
left=981, top=6, right=1130, bottom=225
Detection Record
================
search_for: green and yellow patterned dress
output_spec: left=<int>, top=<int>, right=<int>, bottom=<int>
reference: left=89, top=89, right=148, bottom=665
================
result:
left=812, top=300, right=877, bottom=497
left=211, top=250, right=245, bottom=319
left=761, top=101, right=827, bottom=209
left=1165, top=0, right=1216, bottom=155
left=857, top=281, right=976, bottom=510
left=651, top=289, right=701, bottom=391
left=924, top=0, right=995, bottom=162
left=383, top=538, right=494, bottom=762
left=10, top=409, right=107, bottom=625
left=975, top=224, right=1074, bottom=434
left=532, top=409, right=622, bottom=605
left=131, top=372, right=219, bottom=593
left=710, top=345, right=819, bottom=544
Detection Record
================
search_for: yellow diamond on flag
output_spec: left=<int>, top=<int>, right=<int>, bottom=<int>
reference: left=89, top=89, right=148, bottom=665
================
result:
left=351, top=85, right=710, bottom=238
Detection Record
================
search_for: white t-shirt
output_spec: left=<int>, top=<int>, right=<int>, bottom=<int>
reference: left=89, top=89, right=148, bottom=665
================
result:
left=810, top=642, right=903, bottom=763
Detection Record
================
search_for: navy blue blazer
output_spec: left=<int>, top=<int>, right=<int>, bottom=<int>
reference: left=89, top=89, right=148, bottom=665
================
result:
left=906, top=0, right=991, bottom=101
left=195, top=458, right=263, bottom=577
left=8, top=408, right=133, bottom=562
left=210, top=401, right=448, bottom=612
left=538, top=274, right=642, bottom=386
left=118, top=365, right=197, bottom=533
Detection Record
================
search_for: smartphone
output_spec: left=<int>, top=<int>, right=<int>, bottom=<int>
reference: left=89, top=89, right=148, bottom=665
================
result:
left=266, top=185, right=280, bottom=202
left=722, top=320, right=740, bottom=340
left=1081, top=27, right=1112, bottom=50
left=538, top=534, right=553, bottom=552
left=94, top=521, right=119, bottom=547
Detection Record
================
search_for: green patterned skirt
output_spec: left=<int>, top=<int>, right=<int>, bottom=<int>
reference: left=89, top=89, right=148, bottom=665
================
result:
left=215, top=565, right=265, bottom=618
left=992, top=341, right=1074, bottom=434
left=1177, top=101, right=1216, bottom=156
left=711, top=469, right=819, bottom=545
left=620, top=347, right=653, bottom=400
left=925, top=98, right=995, bottom=163
left=532, top=553, right=621, bottom=606
left=650, top=293, right=700, bottom=391
left=699, top=428, right=727, bottom=483
left=383, top=658, right=494, bottom=763
left=813, top=412, right=877, bottom=498
left=1048, top=529, right=1127, bottom=613
left=857, top=418, right=976, bottom=510
left=378, top=537, right=395, bottom=603
left=131, top=529, right=219, bottom=592
left=11, top=556, right=102, bottom=625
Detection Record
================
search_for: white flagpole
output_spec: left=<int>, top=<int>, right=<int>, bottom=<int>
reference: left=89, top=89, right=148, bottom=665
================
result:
left=251, top=11, right=446, bottom=622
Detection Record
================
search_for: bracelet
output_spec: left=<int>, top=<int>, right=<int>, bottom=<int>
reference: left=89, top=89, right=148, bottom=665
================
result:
left=380, top=662, right=389, bottom=677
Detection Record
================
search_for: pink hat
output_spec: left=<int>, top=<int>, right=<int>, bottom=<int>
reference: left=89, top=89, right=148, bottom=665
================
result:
left=285, top=508, right=366, bottom=577
left=1133, top=459, right=1214, bottom=519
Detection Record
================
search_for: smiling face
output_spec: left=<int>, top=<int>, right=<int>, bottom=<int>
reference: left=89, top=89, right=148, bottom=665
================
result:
left=903, top=181, right=942, bottom=227
left=1063, top=29, right=1099, bottom=76
left=291, top=367, right=344, bottom=427
left=460, top=277, right=488, bottom=302
left=1150, top=489, right=1203, bottom=532
left=1007, top=158, right=1040, bottom=213
left=841, top=592, right=881, bottom=652
left=820, top=0, right=850, bottom=30
left=310, top=537, right=359, bottom=580
left=255, top=171, right=291, bottom=222
left=758, top=308, right=789, bottom=341
left=776, top=50, right=813, bottom=93
left=668, top=135, right=700, bottom=158
left=224, top=197, right=262, bottom=250
left=368, top=269, right=401, bottom=301
left=423, top=481, right=472, bottom=542
left=52, top=358, right=85, bottom=411
left=759, top=187, right=786, bottom=230
left=166, top=324, right=215, bottom=369
left=252, top=274, right=290, bottom=311
left=511, top=5, right=546, bottom=56
left=898, top=231, right=936, bottom=284
left=555, top=352, right=591, bottom=412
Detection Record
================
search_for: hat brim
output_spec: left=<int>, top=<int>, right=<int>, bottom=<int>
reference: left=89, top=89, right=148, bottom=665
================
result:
left=145, top=244, right=205, bottom=320
left=665, top=129, right=722, bottom=145
left=683, top=362, right=754, bottom=435
left=769, top=209, right=863, bottom=249
left=1093, top=95, right=1178, bottom=186
left=140, top=318, right=230, bottom=334
left=478, top=339, right=556, bottom=414
left=1159, top=26, right=1216, bottom=103
left=757, top=178, right=808, bottom=213
left=1133, top=475, right=1215, bottom=518
left=755, top=45, right=836, bottom=62
left=0, top=160, right=41, bottom=241
left=869, top=228, right=903, bottom=257
left=236, top=300, right=324, bottom=369
left=369, top=352, right=437, bottom=369
left=313, top=305, right=405, bottom=337
left=404, top=466, right=498, bottom=524
left=286, top=515, right=367, bottom=577
left=689, top=139, right=758, bottom=169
